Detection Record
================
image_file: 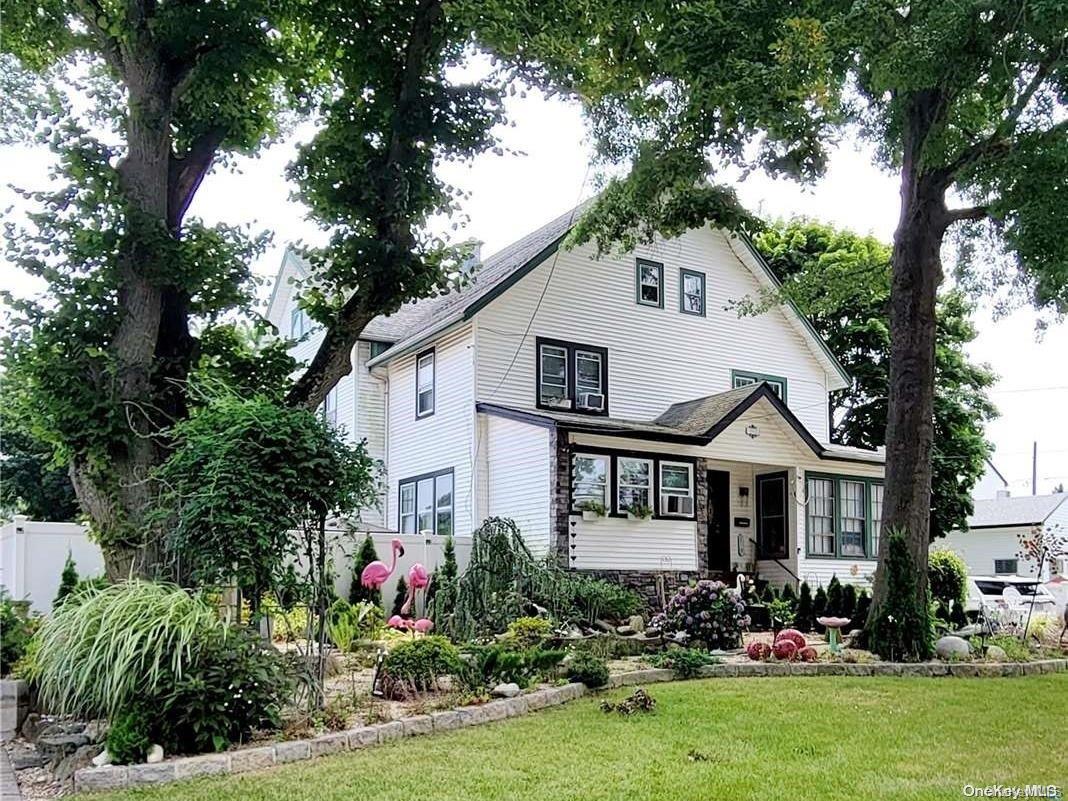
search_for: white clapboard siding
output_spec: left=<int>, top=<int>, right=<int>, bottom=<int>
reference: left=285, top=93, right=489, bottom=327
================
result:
left=352, top=341, right=386, bottom=527
left=485, top=416, right=552, bottom=555
left=475, top=226, right=833, bottom=440
left=570, top=517, right=699, bottom=571
left=937, top=528, right=1038, bottom=578
left=386, top=325, right=476, bottom=536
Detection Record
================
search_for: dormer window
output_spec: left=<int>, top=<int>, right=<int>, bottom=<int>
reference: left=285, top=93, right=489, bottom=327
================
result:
left=536, top=337, right=608, bottom=415
left=732, top=369, right=788, bottom=402
left=635, top=259, right=664, bottom=308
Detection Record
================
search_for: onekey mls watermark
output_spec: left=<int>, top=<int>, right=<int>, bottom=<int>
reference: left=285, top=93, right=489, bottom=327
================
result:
left=962, top=786, right=1063, bottom=799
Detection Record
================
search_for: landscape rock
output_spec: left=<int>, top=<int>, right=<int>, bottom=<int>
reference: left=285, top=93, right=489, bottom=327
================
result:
left=83, top=720, right=109, bottom=743
left=490, top=682, right=521, bottom=698
left=174, top=753, right=230, bottom=780
left=615, top=625, right=637, bottom=636
left=91, top=749, right=113, bottom=767
left=20, top=713, right=48, bottom=742
left=37, top=733, right=90, bottom=764
left=627, top=615, right=645, bottom=633
left=54, top=743, right=103, bottom=782
left=935, top=635, right=971, bottom=660
left=8, top=741, right=47, bottom=770
left=145, top=744, right=164, bottom=764
left=593, top=619, right=615, bottom=633
left=985, top=644, right=1008, bottom=661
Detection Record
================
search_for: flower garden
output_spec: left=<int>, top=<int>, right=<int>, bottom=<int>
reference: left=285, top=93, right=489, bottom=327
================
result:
left=2, top=519, right=1066, bottom=799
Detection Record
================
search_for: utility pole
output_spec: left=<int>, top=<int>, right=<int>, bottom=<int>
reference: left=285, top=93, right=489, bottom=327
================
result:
left=1032, top=441, right=1037, bottom=496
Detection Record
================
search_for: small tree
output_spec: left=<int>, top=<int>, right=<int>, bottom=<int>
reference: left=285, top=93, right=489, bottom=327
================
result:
left=851, top=591, right=872, bottom=632
left=841, top=583, right=857, bottom=622
left=866, top=529, right=933, bottom=661
left=53, top=552, right=79, bottom=610
left=391, top=576, right=409, bottom=618
left=349, top=536, right=382, bottom=607
left=928, top=550, right=969, bottom=616
left=826, top=576, right=844, bottom=618
left=760, top=584, right=776, bottom=604
left=780, top=582, right=797, bottom=606
left=429, top=536, right=458, bottom=630
left=795, top=582, right=815, bottom=633
left=813, top=585, right=828, bottom=619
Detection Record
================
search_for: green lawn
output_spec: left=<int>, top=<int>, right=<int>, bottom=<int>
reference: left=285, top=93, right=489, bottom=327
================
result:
left=99, top=675, right=1066, bottom=801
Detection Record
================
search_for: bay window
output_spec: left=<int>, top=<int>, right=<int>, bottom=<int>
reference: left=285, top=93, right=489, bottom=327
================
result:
left=805, top=474, right=884, bottom=559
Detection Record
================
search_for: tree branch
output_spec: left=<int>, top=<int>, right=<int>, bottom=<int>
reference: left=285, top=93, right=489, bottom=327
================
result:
left=167, top=127, right=227, bottom=230
left=945, top=206, right=990, bottom=225
left=75, top=0, right=125, bottom=73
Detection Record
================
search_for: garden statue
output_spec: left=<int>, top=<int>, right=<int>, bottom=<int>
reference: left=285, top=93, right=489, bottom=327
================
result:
left=360, top=538, right=433, bottom=634
left=817, top=616, right=852, bottom=654
left=361, top=538, right=404, bottom=589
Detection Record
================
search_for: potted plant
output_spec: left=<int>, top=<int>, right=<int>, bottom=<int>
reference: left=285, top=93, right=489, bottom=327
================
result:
left=625, top=502, right=653, bottom=521
left=578, top=500, right=606, bottom=521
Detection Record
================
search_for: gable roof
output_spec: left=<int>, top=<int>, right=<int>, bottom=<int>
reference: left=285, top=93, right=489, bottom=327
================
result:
left=267, top=202, right=851, bottom=385
left=477, top=382, right=883, bottom=464
left=967, top=494, right=1068, bottom=529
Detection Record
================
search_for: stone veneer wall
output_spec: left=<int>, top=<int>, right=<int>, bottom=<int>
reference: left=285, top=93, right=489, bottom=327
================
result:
left=552, top=430, right=717, bottom=611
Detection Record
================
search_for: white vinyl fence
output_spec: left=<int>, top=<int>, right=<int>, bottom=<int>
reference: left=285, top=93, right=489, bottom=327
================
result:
left=0, top=516, right=104, bottom=613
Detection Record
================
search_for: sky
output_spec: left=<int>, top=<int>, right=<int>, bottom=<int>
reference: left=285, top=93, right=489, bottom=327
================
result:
left=2, top=84, right=1067, bottom=497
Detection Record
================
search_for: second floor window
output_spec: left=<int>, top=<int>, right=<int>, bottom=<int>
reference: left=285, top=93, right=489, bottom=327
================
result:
left=635, top=259, right=664, bottom=307
left=290, top=307, right=308, bottom=338
left=416, top=349, right=435, bottom=417
left=536, top=338, right=608, bottom=414
left=321, top=386, right=338, bottom=426
left=680, top=269, right=706, bottom=315
left=732, top=369, right=788, bottom=402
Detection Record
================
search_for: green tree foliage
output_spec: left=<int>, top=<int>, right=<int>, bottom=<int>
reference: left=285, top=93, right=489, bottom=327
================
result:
left=429, top=535, right=459, bottom=630
left=752, top=221, right=997, bottom=539
left=155, top=392, right=377, bottom=617
left=795, top=582, right=815, bottom=633
left=780, top=583, right=797, bottom=605
left=391, top=576, right=409, bottom=619
left=866, top=530, right=934, bottom=661
left=841, top=584, right=858, bottom=621
left=349, top=536, right=382, bottom=607
left=928, top=550, right=969, bottom=613
left=826, top=575, right=844, bottom=618
left=53, top=551, right=79, bottom=610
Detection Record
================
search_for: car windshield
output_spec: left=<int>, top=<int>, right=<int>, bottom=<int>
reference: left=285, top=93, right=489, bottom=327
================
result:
left=974, top=580, right=1040, bottom=597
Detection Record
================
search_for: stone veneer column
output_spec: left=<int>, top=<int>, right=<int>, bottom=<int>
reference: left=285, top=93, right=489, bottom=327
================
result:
left=551, top=428, right=573, bottom=569
left=694, top=457, right=712, bottom=574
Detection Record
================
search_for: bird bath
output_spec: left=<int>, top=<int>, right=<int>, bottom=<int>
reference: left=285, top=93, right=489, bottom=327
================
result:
left=817, top=616, right=852, bottom=654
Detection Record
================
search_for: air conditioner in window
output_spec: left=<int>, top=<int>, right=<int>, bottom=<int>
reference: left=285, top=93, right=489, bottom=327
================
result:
left=662, top=495, right=694, bottom=516
left=577, top=392, right=605, bottom=411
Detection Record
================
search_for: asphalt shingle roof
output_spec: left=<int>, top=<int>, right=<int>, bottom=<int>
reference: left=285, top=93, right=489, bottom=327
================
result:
left=653, top=385, right=763, bottom=435
left=967, top=494, right=1068, bottom=528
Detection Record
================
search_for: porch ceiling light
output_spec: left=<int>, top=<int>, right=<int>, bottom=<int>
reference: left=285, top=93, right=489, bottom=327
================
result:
left=745, top=423, right=759, bottom=439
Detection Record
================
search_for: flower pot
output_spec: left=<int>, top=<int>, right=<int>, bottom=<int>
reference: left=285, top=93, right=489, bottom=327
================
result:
left=626, top=512, right=648, bottom=522
left=581, top=510, right=602, bottom=522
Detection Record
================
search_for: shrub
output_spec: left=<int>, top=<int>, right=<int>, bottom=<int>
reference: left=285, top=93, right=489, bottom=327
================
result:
left=841, top=583, right=857, bottom=620
left=760, top=584, right=775, bottom=604
left=813, top=585, right=828, bottom=629
left=650, top=581, right=749, bottom=650
left=865, top=528, right=934, bottom=661
left=566, top=576, right=642, bottom=622
left=105, top=709, right=152, bottom=765
left=380, top=636, right=462, bottom=698
left=349, top=536, right=382, bottom=607
left=460, top=643, right=565, bottom=690
left=851, top=590, right=872, bottom=630
left=768, top=598, right=795, bottom=629
left=928, top=549, right=968, bottom=616
left=391, top=576, right=409, bottom=618
left=826, top=575, right=843, bottom=617
left=154, top=626, right=294, bottom=754
left=795, top=582, right=814, bottom=633
left=54, top=552, right=79, bottom=610
left=32, top=580, right=224, bottom=718
left=428, top=535, right=459, bottom=630
left=648, top=647, right=719, bottom=678
left=986, top=635, right=1031, bottom=662
left=505, top=616, right=553, bottom=649
left=0, top=590, right=37, bottom=676
left=567, top=652, right=609, bottom=688
left=780, top=582, right=798, bottom=605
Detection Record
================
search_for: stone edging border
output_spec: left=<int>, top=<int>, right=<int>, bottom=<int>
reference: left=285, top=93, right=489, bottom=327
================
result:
left=72, top=657, right=1067, bottom=794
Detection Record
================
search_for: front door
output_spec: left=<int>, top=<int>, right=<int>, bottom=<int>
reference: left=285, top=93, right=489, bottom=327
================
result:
left=707, top=470, right=731, bottom=574
left=755, top=472, right=788, bottom=560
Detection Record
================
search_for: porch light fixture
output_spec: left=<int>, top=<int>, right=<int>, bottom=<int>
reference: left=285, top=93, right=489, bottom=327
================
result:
left=745, top=423, right=759, bottom=439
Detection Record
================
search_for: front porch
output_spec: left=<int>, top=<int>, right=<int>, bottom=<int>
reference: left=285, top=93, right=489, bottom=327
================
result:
left=480, top=382, right=885, bottom=609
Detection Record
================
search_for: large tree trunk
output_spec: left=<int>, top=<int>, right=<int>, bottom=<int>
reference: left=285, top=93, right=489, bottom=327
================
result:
left=865, top=92, right=950, bottom=651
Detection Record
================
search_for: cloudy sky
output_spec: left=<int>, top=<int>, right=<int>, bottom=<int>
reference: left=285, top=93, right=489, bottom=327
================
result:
left=2, top=84, right=1066, bottom=497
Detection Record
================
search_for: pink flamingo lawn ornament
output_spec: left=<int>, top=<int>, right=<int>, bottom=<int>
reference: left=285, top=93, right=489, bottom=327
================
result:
left=361, top=539, right=433, bottom=635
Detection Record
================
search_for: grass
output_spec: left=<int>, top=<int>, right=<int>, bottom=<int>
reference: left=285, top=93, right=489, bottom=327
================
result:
left=98, top=675, right=1067, bottom=801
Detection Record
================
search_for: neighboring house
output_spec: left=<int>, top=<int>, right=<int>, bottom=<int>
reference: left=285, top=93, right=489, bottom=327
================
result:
left=971, top=458, right=1010, bottom=501
left=938, top=494, right=1068, bottom=580
left=267, top=207, right=886, bottom=604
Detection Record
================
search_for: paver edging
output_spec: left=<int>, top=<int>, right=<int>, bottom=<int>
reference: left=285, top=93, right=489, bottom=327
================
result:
left=71, top=658, right=1066, bottom=793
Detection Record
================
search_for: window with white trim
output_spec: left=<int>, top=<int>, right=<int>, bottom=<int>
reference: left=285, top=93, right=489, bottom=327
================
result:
left=617, top=457, right=653, bottom=513
left=290, top=307, right=308, bottom=338
left=536, top=338, right=608, bottom=414
left=839, top=480, right=867, bottom=557
left=993, top=559, right=1018, bottom=575
left=732, top=370, right=787, bottom=401
left=660, top=462, right=694, bottom=517
left=416, top=349, right=435, bottom=417
left=635, top=259, right=663, bottom=307
left=539, top=344, right=569, bottom=408
left=398, top=470, right=453, bottom=536
left=870, top=483, right=884, bottom=555
left=572, top=454, right=609, bottom=511
left=680, top=269, right=705, bottom=315
left=807, top=478, right=836, bottom=556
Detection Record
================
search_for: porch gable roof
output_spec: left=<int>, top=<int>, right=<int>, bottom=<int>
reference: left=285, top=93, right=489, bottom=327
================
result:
left=477, top=383, right=884, bottom=465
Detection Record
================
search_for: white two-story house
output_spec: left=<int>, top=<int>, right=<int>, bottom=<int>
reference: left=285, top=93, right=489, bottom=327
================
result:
left=267, top=206, right=886, bottom=604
